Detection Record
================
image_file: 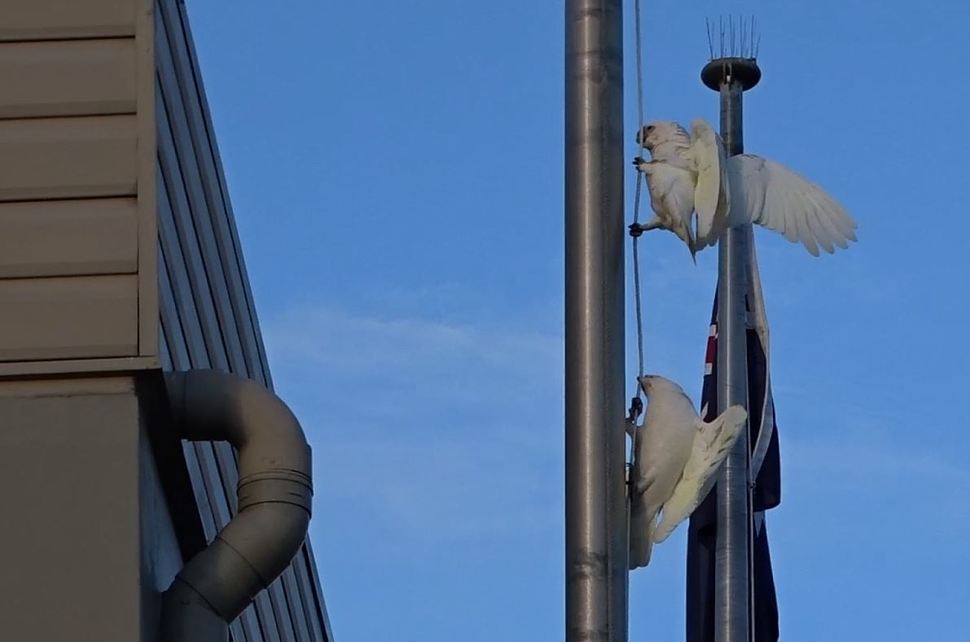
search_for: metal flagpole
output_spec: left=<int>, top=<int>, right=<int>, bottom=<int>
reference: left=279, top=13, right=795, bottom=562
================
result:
left=701, top=54, right=762, bottom=642
left=564, top=1, right=628, bottom=641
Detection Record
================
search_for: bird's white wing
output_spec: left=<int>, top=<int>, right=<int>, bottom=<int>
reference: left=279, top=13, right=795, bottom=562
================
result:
left=687, top=119, right=729, bottom=249
left=727, top=154, right=857, bottom=256
left=652, top=405, right=747, bottom=543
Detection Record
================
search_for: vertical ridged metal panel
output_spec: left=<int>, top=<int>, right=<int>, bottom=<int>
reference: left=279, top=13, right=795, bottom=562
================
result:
left=155, top=1, right=332, bottom=640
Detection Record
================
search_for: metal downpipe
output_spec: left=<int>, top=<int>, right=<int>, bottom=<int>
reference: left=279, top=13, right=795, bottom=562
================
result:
left=158, top=369, right=313, bottom=642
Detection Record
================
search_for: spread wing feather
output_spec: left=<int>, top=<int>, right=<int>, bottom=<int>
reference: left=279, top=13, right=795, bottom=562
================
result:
left=727, top=155, right=857, bottom=255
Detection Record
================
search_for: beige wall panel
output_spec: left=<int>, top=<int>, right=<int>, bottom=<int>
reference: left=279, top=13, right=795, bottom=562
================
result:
left=0, top=0, right=135, bottom=42
left=0, top=387, right=142, bottom=642
left=0, top=115, right=137, bottom=201
left=0, top=38, right=137, bottom=118
left=0, top=274, right=138, bottom=361
left=0, top=198, right=137, bottom=278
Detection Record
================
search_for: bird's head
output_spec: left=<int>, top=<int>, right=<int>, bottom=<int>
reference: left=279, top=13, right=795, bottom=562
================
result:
left=636, top=121, right=688, bottom=152
left=638, top=374, right=684, bottom=398
left=638, top=375, right=655, bottom=394
left=638, top=374, right=668, bottom=395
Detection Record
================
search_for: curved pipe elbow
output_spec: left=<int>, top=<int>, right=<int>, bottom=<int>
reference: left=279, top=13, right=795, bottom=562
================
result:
left=160, top=369, right=313, bottom=636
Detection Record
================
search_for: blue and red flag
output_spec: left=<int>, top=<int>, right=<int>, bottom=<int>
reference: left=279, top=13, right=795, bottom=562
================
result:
left=685, top=283, right=781, bottom=642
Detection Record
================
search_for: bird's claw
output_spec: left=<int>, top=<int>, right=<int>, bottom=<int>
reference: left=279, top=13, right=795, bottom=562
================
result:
left=629, top=222, right=645, bottom=238
left=632, top=156, right=648, bottom=171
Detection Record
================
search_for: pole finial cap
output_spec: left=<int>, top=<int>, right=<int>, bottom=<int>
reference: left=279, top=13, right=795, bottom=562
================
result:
left=701, top=57, right=761, bottom=92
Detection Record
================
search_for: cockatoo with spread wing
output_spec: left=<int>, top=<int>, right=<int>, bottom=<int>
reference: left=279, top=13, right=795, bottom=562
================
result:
left=632, top=118, right=857, bottom=256
left=628, top=375, right=747, bottom=569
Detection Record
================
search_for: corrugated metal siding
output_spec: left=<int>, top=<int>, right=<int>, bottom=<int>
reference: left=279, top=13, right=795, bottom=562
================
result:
left=155, top=2, right=332, bottom=641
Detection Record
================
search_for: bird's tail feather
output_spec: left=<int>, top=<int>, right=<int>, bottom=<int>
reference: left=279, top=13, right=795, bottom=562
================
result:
left=629, top=499, right=656, bottom=569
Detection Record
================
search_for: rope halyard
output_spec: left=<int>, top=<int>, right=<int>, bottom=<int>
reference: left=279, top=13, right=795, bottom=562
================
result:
left=627, top=0, right=648, bottom=438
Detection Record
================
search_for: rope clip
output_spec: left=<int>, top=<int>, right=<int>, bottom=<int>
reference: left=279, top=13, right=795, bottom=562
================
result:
left=626, top=396, right=644, bottom=423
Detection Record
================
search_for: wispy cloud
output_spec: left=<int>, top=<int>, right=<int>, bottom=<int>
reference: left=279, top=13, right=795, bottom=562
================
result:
left=308, top=429, right=561, bottom=544
left=785, top=434, right=970, bottom=489
left=264, top=304, right=564, bottom=544
left=267, top=305, right=561, bottom=382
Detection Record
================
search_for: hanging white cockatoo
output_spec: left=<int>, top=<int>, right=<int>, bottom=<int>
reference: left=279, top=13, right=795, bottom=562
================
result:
left=632, top=119, right=857, bottom=257
left=628, top=374, right=747, bottom=569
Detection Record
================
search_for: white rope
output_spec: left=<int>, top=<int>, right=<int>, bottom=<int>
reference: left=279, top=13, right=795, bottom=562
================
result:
left=630, top=0, right=647, bottom=409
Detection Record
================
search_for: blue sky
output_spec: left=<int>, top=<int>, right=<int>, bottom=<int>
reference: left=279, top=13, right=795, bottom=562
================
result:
left=186, top=2, right=969, bottom=640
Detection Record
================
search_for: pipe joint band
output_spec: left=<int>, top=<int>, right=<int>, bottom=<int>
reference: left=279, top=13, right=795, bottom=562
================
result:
left=238, top=470, right=313, bottom=513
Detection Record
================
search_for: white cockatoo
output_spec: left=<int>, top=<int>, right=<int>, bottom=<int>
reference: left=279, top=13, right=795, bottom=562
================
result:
left=628, top=374, right=747, bottom=569
left=632, top=118, right=857, bottom=257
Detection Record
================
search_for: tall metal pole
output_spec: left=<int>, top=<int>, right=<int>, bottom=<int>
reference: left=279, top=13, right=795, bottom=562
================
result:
left=701, top=57, right=762, bottom=642
left=564, top=1, right=627, bottom=641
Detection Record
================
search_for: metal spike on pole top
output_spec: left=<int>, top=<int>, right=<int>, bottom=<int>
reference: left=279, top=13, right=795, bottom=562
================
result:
left=701, top=15, right=762, bottom=642
left=702, top=16, right=762, bottom=93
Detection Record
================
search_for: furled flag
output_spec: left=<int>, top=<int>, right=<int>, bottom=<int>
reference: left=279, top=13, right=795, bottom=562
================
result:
left=685, top=256, right=781, bottom=642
